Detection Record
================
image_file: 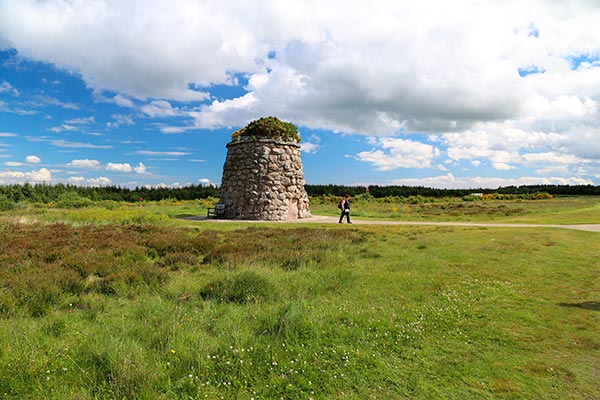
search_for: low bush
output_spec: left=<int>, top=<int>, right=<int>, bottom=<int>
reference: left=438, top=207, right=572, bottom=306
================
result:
left=231, top=116, right=301, bottom=142
left=54, top=191, right=94, bottom=208
left=0, top=193, right=18, bottom=210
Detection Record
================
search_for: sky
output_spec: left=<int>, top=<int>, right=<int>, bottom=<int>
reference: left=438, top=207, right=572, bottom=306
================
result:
left=1, top=0, right=600, bottom=189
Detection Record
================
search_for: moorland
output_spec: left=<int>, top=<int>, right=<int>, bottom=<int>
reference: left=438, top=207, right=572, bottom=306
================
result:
left=0, top=193, right=598, bottom=399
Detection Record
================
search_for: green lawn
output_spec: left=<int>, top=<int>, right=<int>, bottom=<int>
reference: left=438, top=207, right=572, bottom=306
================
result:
left=0, top=203, right=598, bottom=399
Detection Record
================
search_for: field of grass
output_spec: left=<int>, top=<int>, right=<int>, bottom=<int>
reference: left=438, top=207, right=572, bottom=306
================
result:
left=311, top=195, right=600, bottom=224
left=0, top=198, right=599, bottom=399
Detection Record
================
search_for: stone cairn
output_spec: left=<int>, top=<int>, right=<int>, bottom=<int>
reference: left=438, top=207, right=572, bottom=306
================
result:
left=219, top=117, right=311, bottom=220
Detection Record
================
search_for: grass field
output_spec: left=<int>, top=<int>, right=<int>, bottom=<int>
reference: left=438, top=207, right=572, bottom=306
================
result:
left=310, top=195, right=600, bottom=224
left=0, top=198, right=599, bottom=399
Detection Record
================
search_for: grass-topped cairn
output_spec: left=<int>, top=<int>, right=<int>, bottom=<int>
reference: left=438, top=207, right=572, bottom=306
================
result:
left=219, top=116, right=310, bottom=220
left=231, top=116, right=301, bottom=143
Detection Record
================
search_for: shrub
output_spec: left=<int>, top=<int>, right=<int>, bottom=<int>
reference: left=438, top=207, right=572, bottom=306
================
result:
left=0, top=193, right=18, bottom=210
left=54, top=191, right=94, bottom=208
left=535, top=192, right=553, bottom=200
left=231, top=116, right=301, bottom=143
left=353, top=193, right=376, bottom=203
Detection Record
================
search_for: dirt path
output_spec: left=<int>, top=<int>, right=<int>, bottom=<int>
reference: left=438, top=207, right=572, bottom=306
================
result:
left=190, top=215, right=600, bottom=232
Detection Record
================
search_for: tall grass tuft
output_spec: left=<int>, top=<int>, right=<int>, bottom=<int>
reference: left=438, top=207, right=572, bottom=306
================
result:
left=257, top=301, right=314, bottom=342
left=199, top=270, right=274, bottom=304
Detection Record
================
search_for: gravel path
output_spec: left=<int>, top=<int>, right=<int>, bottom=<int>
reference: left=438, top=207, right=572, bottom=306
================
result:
left=192, top=215, right=600, bottom=232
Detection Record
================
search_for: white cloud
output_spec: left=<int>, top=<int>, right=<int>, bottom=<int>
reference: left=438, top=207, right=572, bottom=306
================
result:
left=67, top=159, right=101, bottom=169
left=65, top=116, right=95, bottom=125
left=26, top=167, right=52, bottom=182
left=389, top=173, right=594, bottom=190
left=300, top=142, right=319, bottom=154
left=67, top=176, right=114, bottom=186
left=534, top=165, right=572, bottom=176
left=88, top=177, right=112, bottom=186
left=159, top=126, right=188, bottom=134
left=357, top=137, right=440, bottom=170
left=440, top=119, right=599, bottom=179
left=100, top=161, right=149, bottom=175
left=134, top=162, right=148, bottom=174
left=50, top=140, right=113, bottom=149
left=67, top=176, right=86, bottom=185
left=520, top=152, right=581, bottom=166
left=149, top=182, right=179, bottom=189
left=112, top=94, right=134, bottom=108
left=5, top=161, right=22, bottom=166
left=132, top=150, right=191, bottom=157
left=50, top=116, right=97, bottom=133
left=0, top=0, right=535, bottom=131
left=492, top=162, right=515, bottom=171
left=198, top=178, right=216, bottom=187
left=189, top=93, right=258, bottom=129
left=32, top=95, right=79, bottom=110
left=106, top=162, right=133, bottom=173
left=2, top=3, right=597, bottom=120
left=0, top=132, right=18, bottom=137
left=49, top=124, right=79, bottom=133
left=0, top=167, right=24, bottom=176
left=140, top=100, right=181, bottom=118
left=0, top=170, right=24, bottom=179
left=26, top=155, right=41, bottom=163
left=107, top=114, right=134, bottom=129
left=0, top=80, right=18, bottom=96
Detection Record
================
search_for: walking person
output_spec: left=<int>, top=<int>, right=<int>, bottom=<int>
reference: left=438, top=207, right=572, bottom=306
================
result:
left=338, top=194, right=352, bottom=224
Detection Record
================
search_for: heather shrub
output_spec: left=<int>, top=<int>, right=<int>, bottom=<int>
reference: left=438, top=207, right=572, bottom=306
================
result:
left=54, top=191, right=94, bottom=208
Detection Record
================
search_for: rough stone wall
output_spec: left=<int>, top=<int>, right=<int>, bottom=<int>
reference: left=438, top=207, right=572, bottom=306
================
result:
left=219, top=137, right=311, bottom=220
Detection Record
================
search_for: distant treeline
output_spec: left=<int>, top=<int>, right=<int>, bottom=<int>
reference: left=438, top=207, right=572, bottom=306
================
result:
left=0, top=183, right=598, bottom=204
left=0, top=183, right=220, bottom=204
left=305, top=184, right=600, bottom=197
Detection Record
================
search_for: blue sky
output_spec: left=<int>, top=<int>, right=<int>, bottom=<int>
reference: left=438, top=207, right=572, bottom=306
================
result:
left=1, top=0, right=600, bottom=189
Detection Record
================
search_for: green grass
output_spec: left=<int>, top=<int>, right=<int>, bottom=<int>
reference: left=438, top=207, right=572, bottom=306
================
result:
left=0, top=209, right=598, bottom=399
left=2, top=195, right=600, bottom=226
left=311, top=196, right=600, bottom=224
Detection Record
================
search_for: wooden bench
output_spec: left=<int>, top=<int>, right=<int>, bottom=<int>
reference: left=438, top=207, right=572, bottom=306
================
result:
left=207, top=203, right=225, bottom=219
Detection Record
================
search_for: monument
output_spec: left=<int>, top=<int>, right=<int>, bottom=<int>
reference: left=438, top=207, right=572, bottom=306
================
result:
left=218, top=117, right=311, bottom=220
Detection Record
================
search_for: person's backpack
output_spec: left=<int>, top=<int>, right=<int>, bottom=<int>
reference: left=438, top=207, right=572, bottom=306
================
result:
left=338, top=202, right=343, bottom=210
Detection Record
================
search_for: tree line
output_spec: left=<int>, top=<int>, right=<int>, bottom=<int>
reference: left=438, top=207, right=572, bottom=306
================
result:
left=306, top=184, right=600, bottom=197
left=0, top=183, right=220, bottom=204
left=0, top=183, right=598, bottom=205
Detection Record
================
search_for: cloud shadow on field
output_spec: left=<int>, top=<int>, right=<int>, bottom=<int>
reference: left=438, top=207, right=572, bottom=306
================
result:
left=557, top=301, right=600, bottom=312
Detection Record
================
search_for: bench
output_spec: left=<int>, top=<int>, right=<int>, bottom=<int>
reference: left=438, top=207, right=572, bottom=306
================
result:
left=207, top=203, right=225, bottom=219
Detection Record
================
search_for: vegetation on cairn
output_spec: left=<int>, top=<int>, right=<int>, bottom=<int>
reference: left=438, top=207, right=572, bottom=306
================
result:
left=231, top=116, right=301, bottom=143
